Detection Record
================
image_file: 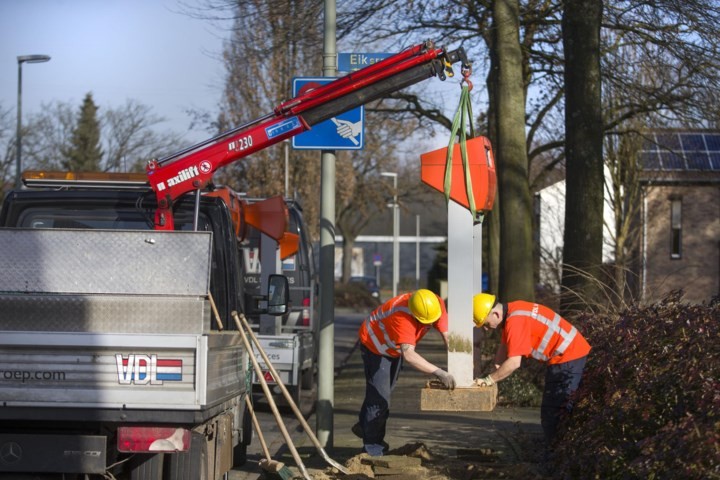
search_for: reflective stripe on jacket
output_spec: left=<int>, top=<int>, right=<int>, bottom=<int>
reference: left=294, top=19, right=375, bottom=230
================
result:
left=505, top=301, right=591, bottom=364
left=359, top=293, right=423, bottom=358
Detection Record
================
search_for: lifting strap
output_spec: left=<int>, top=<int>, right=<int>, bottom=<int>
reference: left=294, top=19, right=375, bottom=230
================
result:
left=444, top=81, right=481, bottom=220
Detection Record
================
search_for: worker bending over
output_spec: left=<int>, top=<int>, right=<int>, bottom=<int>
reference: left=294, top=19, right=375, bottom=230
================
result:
left=473, top=294, right=591, bottom=446
left=355, top=289, right=455, bottom=456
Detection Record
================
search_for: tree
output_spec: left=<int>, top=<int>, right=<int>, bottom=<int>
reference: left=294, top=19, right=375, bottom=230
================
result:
left=336, top=0, right=557, bottom=300
left=62, top=93, right=104, bottom=172
left=103, top=100, right=187, bottom=172
left=560, top=0, right=604, bottom=313
left=492, top=0, right=535, bottom=301
left=13, top=99, right=187, bottom=174
left=335, top=115, right=418, bottom=282
left=208, top=0, right=325, bottom=240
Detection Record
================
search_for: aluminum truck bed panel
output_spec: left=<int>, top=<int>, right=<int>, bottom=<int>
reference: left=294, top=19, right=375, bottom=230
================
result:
left=0, top=229, right=212, bottom=296
left=0, top=294, right=208, bottom=333
left=0, top=332, right=245, bottom=410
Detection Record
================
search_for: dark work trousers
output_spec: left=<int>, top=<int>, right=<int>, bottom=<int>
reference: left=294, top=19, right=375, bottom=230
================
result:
left=541, top=355, right=587, bottom=445
left=358, top=344, right=403, bottom=456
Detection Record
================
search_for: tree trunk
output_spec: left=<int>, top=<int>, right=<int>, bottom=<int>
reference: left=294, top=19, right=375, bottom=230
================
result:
left=486, top=24, right=501, bottom=297
left=493, top=0, right=534, bottom=301
left=560, top=0, right=604, bottom=314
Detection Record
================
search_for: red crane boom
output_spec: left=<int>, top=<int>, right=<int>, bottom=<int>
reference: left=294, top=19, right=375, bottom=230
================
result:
left=146, top=40, right=468, bottom=230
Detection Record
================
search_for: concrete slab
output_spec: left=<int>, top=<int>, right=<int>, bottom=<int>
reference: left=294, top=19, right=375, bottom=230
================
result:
left=420, top=384, right=498, bottom=411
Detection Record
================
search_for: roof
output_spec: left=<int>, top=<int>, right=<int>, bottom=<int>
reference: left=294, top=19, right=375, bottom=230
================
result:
left=640, top=130, right=720, bottom=171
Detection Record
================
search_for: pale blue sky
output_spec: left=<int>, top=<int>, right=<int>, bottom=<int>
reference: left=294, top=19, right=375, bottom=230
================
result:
left=0, top=0, right=229, bottom=142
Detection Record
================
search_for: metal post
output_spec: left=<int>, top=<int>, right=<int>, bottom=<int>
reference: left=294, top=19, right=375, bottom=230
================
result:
left=15, top=54, right=50, bottom=189
left=15, top=62, right=23, bottom=189
left=317, top=0, right=337, bottom=448
left=393, top=187, right=399, bottom=296
left=381, top=172, right=399, bottom=296
left=415, top=215, right=420, bottom=289
left=284, top=140, right=289, bottom=198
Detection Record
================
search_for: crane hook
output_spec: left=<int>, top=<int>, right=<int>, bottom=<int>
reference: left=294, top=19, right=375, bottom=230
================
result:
left=460, top=63, right=473, bottom=91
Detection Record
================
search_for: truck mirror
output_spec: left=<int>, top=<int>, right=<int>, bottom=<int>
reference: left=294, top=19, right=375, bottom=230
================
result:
left=267, top=274, right=289, bottom=315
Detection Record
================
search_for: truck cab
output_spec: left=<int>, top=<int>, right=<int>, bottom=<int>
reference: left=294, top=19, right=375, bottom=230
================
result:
left=238, top=197, right=319, bottom=410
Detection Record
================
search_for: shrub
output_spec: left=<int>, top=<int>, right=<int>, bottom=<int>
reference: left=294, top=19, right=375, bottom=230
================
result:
left=334, top=281, right=381, bottom=311
left=553, top=293, right=720, bottom=479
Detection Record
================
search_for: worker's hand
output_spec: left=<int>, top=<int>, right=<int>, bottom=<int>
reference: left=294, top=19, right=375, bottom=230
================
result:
left=475, top=375, right=495, bottom=387
left=432, top=369, right=456, bottom=390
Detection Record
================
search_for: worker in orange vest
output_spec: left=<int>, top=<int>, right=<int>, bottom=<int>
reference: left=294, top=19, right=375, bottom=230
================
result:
left=354, top=289, right=455, bottom=456
left=472, top=293, right=591, bottom=446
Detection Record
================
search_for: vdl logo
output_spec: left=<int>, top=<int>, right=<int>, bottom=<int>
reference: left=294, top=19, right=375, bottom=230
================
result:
left=115, top=354, right=183, bottom=385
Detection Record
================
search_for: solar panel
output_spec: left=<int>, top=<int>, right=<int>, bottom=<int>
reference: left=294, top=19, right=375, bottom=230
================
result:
left=705, top=134, right=720, bottom=151
left=640, top=131, right=720, bottom=171
left=710, top=152, right=720, bottom=170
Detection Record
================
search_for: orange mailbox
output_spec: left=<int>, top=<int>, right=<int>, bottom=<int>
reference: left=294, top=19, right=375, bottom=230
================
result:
left=420, top=136, right=497, bottom=213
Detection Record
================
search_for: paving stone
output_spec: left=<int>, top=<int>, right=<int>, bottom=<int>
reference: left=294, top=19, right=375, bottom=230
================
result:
left=361, top=455, right=423, bottom=468
left=420, top=384, right=498, bottom=411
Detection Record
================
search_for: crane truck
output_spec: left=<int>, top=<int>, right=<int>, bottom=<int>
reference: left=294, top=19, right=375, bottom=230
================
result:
left=0, top=40, right=468, bottom=479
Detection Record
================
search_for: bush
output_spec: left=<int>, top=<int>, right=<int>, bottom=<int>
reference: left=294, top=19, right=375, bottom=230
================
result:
left=477, top=328, right=545, bottom=407
left=553, top=292, right=720, bottom=479
left=334, top=281, right=381, bottom=311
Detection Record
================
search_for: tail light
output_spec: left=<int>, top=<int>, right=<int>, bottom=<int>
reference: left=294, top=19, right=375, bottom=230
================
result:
left=117, top=426, right=191, bottom=452
left=301, top=297, right=311, bottom=326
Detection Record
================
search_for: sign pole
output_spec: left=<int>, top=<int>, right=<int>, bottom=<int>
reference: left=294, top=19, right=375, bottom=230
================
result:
left=316, top=0, right=337, bottom=448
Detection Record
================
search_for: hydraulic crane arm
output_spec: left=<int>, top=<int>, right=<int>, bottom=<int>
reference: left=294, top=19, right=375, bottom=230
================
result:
left=146, top=40, right=469, bottom=230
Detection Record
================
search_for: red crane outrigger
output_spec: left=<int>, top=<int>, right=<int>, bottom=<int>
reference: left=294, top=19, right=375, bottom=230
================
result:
left=146, top=40, right=469, bottom=230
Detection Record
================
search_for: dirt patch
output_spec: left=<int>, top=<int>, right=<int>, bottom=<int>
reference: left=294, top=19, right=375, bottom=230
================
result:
left=300, top=442, right=548, bottom=480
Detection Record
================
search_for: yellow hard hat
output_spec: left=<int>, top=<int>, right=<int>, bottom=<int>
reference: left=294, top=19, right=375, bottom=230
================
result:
left=473, top=293, right=496, bottom=327
left=408, top=289, right=442, bottom=324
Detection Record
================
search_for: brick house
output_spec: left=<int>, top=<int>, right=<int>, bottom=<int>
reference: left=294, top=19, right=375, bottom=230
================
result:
left=536, top=129, right=720, bottom=305
left=638, top=130, right=720, bottom=304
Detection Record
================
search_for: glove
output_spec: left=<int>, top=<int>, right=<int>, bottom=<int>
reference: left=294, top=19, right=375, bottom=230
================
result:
left=475, top=375, right=495, bottom=387
left=432, top=369, right=456, bottom=390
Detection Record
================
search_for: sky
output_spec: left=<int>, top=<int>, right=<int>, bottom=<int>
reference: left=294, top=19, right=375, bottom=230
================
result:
left=0, top=0, right=229, bottom=143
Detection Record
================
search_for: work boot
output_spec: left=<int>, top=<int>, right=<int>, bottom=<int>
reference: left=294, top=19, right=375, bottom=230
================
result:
left=352, top=423, right=389, bottom=452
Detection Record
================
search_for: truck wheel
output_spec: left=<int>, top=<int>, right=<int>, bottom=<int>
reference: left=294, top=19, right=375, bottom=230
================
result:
left=301, top=364, right=316, bottom=390
left=128, top=453, right=164, bottom=480
left=233, top=441, right=248, bottom=467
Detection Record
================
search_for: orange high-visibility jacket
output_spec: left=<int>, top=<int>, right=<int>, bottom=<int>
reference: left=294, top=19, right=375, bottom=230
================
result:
left=358, top=293, right=448, bottom=358
left=502, top=301, right=591, bottom=365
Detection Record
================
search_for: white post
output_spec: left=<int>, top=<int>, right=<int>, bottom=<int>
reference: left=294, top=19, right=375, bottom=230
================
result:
left=446, top=201, right=475, bottom=386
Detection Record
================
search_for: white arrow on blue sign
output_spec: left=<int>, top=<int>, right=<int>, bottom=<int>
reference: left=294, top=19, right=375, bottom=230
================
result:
left=292, top=77, right=365, bottom=150
left=338, top=53, right=394, bottom=72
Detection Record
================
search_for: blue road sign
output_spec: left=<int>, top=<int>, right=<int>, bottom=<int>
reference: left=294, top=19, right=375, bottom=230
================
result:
left=338, top=53, right=394, bottom=72
left=292, top=77, right=364, bottom=150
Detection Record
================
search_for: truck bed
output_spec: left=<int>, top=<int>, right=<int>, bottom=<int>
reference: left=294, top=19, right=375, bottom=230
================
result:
left=0, top=228, right=247, bottom=414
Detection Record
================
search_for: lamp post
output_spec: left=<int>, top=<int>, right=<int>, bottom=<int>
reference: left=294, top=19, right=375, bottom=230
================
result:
left=16, top=54, right=51, bottom=189
left=381, top=171, right=399, bottom=297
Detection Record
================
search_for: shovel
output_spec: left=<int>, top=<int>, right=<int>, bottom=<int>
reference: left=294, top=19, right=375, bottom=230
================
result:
left=232, top=311, right=313, bottom=480
left=233, top=311, right=350, bottom=475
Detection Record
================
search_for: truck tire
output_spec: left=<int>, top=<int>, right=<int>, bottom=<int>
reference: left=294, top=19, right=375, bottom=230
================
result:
left=165, top=432, right=208, bottom=480
left=128, top=453, right=164, bottom=480
left=233, top=400, right=251, bottom=467
left=233, top=441, right=248, bottom=468
left=301, top=363, right=316, bottom=390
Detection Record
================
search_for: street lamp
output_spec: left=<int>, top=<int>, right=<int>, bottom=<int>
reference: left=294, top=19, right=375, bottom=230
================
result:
left=16, top=54, right=51, bottom=189
left=381, top=171, right=399, bottom=297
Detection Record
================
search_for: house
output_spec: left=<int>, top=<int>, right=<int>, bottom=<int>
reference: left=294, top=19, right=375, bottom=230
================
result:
left=637, top=130, right=720, bottom=304
left=535, top=170, right=616, bottom=294
left=536, top=129, right=720, bottom=305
